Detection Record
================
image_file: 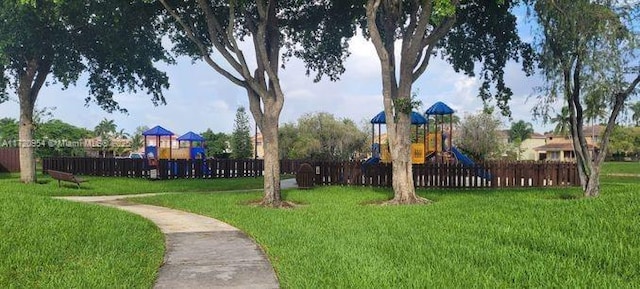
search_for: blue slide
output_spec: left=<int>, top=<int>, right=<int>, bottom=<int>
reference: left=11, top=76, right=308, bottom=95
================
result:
left=450, top=146, right=491, bottom=179
left=450, top=146, right=474, bottom=166
left=361, top=143, right=381, bottom=172
left=361, top=156, right=380, bottom=175
left=363, top=157, right=380, bottom=165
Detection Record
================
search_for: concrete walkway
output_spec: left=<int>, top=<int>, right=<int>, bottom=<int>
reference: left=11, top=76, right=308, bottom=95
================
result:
left=57, top=179, right=299, bottom=289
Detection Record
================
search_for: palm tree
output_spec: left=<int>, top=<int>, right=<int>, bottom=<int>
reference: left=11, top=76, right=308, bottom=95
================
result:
left=630, top=102, right=640, bottom=127
left=115, top=128, right=129, bottom=139
left=128, top=126, right=149, bottom=153
left=94, top=118, right=116, bottom=157
left=129, top=134, right=143, bottom=152
left=508, top=120, right=534, bottom=160
left=509, top=120, right=534, bottom=142
left=550, top=106, right=570, bottom=136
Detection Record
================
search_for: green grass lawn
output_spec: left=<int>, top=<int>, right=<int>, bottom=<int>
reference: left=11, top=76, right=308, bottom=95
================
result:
left=2, top=170, right=638, bottom=288
left=0, top=173, right=273, bottom=288
left=133, top=177, right=640, bottom=288
left=0, top=173, right=265, bottom=196
left=602, top=161, right=640, bottom=175
left=0, top=191, right=164, bottom=288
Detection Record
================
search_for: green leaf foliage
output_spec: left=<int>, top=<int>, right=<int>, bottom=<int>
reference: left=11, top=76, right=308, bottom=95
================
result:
left=35, top=119, right=92, bottom=157
left=163, top=0, right=360, bottom=83
left=0, top=117, right=18, bottom=141
left=201, top=129, right=230, bottom=158
left=0, top=0, right=172, bottom=111
left=231, top=106, right=253, bottom=159
left=440, top=0, right=535, bottom=116
left=0, top=117, right=91, bottom=157
left=509, top=120, right=534, bottom=142
left=279, top=112, right=368, bottom=161
left=280, top=0, right=364, bottom=82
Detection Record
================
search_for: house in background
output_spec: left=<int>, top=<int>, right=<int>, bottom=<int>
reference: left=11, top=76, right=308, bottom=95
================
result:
left=498, top=125, right=603, bottom=161
left=532, top=125, right=602, bottom=161
left=497, top=130, right=546, bottom=160
left=251, top=133, right=264, bottom=159
left=519, top=133, right=547, bottom=160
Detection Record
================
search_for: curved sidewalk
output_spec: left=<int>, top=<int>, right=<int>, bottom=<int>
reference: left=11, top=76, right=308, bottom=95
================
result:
left=59, top=195, right=280, bottom=289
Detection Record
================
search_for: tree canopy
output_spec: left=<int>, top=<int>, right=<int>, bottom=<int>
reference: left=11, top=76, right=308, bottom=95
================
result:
left=440, top=0, right=534, bottom=116
left=36, top=119, right=92, bottom=157
left=456, top=112, right=503, bottom=160
left=0, top=0, right=171, bottom=112
left=279, top=112, right=368, bottom=161
left=201, top=129, right=230, bottom=158
left=363, top=0, right=533, bottom=204
left=0, top=117, right=91, bottom=157
left=159, top=0, right=362, bottom=206
left=1, top=0, right=172, bottom=183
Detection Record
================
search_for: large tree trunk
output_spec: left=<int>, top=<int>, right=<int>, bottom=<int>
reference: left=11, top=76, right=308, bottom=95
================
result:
left=248, top=84, right=284, bottom=207
left=386, top=112, right=423, bottom=204
left=584, top=167, right=600, bottom=197
left=581, top=80, right=639, bottom=198
left=17, top=60, right=41, bottom=184
left=260, top=112, right=282, bottom=207
left=365, top=0, right=455, bottom=205
left=565, top=62, right=639, bottom=198
left=18, top=97, right=36, bottom=183
left=16, top=58, right=50, bottom=184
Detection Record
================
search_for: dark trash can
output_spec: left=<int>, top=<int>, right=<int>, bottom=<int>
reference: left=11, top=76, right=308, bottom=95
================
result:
left=296, top=163, right=315, bottom=189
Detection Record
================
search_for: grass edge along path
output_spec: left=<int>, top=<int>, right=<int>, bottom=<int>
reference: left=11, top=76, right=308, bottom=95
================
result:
left=133, top=181, right=640, bottom=288
left=0, top=192, right=164, bottom=288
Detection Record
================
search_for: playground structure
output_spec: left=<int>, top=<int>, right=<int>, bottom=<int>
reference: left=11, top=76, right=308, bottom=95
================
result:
left=369, top=111, right=427, bottom=164
left=368, top=102, right=479, bottom=168
left=142, top=125, right=207, bottom=165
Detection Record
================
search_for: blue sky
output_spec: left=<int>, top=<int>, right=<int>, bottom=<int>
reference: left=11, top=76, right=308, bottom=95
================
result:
left=0, top=11, right=556, bottom=137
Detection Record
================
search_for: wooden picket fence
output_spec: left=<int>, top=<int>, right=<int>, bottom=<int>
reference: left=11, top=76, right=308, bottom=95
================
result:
left=42, top=157, right=578, bottom=188
left=0, top=148, right=20, bottom=173
left=289, top=160, right=579, bottom=188
left=42, top=157, right=263, bottom=179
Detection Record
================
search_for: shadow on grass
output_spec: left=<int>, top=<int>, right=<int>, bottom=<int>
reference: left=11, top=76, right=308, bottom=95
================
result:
left=37, top=177, right=91, bottom=190
left=0, top=173, right=17, bottom=179
left=557, top=192, right=581, bottom=200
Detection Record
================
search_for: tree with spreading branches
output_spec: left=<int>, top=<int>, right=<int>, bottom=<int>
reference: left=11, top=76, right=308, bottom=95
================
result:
left=159, top=0, right=360, bottom=206
left=364, top=0, right=533, bottom=204
left=0, top=0, right=171, bottom=183
left=533, top=0, right=640, bottom=197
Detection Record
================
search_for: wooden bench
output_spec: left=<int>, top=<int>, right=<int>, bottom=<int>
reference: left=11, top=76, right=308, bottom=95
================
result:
left=48, top=170, right=85, bottom=188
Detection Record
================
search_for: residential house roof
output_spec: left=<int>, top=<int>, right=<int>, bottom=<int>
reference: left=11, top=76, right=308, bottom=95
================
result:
left=533, top=142, right=597, bottom=152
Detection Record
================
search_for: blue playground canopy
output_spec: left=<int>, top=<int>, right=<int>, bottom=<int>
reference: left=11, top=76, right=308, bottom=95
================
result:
left=177, top=131, right=205, bottom=142
left=142, top=125, right=174, bottom=136
left=425, top=101, right=454, bottom=115
left=370, top=111, right=428, bottom=125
